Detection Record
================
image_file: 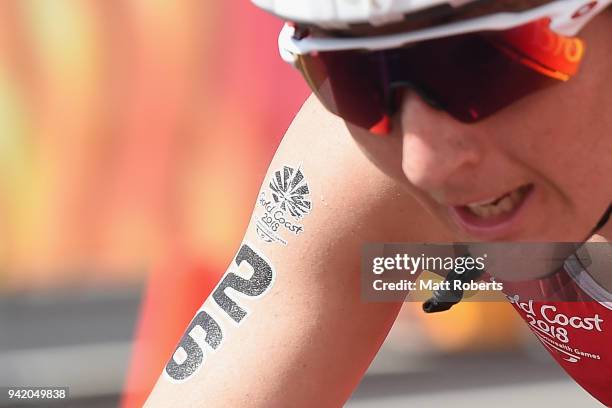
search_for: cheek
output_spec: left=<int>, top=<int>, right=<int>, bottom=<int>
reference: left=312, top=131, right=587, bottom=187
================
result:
left=347, top=124, right=407, bottom=183
left=482, top=63, right=602, bottom=187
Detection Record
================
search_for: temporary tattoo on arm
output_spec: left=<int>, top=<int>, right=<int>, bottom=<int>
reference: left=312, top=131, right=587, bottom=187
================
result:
left=255, top=165, right=311, bottom=246
left=164, top=310, right=222, bottom=381
left=212, top=243, right=274, bottom=323
left=164, top=243, right=275, bottom=382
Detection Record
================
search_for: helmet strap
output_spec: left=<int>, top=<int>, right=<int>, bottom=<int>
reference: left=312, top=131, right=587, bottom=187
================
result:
left=589, top=203, right=612, bottom=237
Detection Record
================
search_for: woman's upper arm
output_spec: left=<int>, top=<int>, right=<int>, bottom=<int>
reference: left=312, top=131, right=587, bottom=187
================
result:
left=145, top=95, right=444, bottom=408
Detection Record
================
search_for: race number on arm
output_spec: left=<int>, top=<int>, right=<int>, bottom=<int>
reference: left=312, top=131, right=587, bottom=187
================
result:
left=144, top=95, right=449, bottom=407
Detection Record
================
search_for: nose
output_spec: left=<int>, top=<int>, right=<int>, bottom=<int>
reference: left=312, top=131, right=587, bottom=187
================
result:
left=400, top=90, right=482, bottom=197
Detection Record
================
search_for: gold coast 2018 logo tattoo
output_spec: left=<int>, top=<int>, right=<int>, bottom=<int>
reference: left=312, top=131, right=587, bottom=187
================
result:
left=164, top=243, right=275, bottom=382
left=256, top=165, right=311, bottom=245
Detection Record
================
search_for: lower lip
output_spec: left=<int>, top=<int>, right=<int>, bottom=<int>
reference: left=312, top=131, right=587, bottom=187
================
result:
left=449, top=185, right=535, bottom=240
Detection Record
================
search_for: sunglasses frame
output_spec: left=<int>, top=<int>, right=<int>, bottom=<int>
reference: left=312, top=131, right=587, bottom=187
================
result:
left=278, top=0, right=611, bottom=65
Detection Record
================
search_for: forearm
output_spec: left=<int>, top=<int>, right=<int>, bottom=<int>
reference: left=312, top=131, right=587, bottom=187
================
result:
left=144, top=232, right=402, bottom=407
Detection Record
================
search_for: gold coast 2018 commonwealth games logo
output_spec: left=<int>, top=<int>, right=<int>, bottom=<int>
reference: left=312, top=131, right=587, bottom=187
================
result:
left=256, top=165, right=312, bottom=245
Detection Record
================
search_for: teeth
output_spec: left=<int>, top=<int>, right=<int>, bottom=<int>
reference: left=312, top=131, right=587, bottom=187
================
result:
left=466, top=187, right=527, bottom=218
left=469, top=195, right=501, bottom=206
left=497, top=195, right=514, bottom=212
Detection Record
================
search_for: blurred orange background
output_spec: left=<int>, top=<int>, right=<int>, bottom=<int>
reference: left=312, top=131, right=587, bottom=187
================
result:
left=0, top=1, right=309, bottom=289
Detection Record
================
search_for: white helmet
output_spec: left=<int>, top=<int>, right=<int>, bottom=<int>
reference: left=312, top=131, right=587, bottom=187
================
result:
left=252, top=0, right=478, bottom=28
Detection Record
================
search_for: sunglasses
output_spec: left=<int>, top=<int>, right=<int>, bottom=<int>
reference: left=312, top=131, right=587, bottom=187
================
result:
left=278, top=0, right=611, bottom=135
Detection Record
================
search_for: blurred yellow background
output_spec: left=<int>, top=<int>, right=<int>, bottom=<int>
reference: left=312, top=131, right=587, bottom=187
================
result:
left=0, top=1, right=308, bottom=291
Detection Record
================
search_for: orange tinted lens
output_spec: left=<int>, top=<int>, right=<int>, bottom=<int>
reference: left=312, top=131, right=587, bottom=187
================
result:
left=491, top=18, right=585, bottom=81
left=297, top=51, right=389, bottom=133
left=296, top=19, right=586, bottom=132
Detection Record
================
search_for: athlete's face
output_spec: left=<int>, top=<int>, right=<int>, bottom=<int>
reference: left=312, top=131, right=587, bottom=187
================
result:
left=348, top=12, right=612, bottom=242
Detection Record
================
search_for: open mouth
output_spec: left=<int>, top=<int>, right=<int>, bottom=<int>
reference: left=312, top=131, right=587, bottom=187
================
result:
left=450, top=184, right=534, bottom=237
